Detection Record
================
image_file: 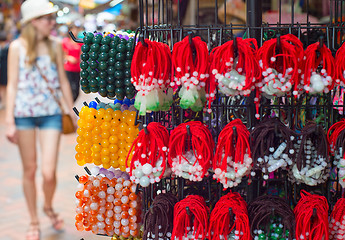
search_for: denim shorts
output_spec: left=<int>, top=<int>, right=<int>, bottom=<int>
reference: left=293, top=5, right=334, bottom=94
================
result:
left=15, top=114, right=62, bottom=131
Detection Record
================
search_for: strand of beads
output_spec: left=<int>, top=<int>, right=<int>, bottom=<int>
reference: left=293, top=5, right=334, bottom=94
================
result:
left=171, top=195, right=209, bottom=240
left=294, top=190, right=329, bottom=240
left=75, top=100, right=139, bottom=170
left=329, top=198, right=345, bottom=240
left=248, top=195, right=296, bottom=240
left=168, top=121, right=214, bottom=181
left=213, top=119, right=252, bottom=188
left=142, top=193, right=178, bottom=240
left=208, top=191, right=250, bottom=240
left=257, top=34, right=304, bottom=98
left=126, top=122, right=170, bottom=187
left=80, top=30, right=136, bottom=99
left=290, top=123, right=330, bottom=186
left=328, top=119, right=345, bottom=188
left=303, top=41, right=335, bottom=94
left=249, top=118, right=297, bottom=180
left=208, top=37, right=260, bottom=113
left=131, top=39, right=173, bottom=115
left=75, top=170, right=142, bottom=238
left=171, top=36, right=209, bottom=112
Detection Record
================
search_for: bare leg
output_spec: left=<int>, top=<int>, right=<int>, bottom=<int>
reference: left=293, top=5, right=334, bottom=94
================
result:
left=17, top=129, right=38, bottom=224
left=39, top=129, right=60, bottom=209
left=39, top=129, right=63, bottom=230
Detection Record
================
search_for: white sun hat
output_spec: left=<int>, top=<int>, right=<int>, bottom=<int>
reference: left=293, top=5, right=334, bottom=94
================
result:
left=21, top=0, right=59, bottom=25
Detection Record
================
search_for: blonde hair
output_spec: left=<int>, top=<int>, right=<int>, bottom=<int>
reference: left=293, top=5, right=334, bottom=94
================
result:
left=20, top=22, right=56, bottom=66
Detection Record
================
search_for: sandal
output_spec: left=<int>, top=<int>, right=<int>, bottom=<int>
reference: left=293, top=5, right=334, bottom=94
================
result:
left=43, top=207, right=64, bottom=231
left=26, top=222, right=40, bottom=240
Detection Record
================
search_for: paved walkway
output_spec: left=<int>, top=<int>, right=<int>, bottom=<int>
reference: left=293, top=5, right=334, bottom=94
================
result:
left=0, top=93, right=108, bottom=240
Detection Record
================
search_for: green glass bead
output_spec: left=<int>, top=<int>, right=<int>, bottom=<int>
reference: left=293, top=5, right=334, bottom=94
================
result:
left=124, top=60, right=131, bottom=69
left=89, top=69, right=98, bottom=77
left=98, top=61, right=108, bottom=70
left=89, top=51, right=98, bottom=60
left=124, top=78, right=132, bottom=86
left=80, top=61, right=89, bottom=70
left=108, top=57, right=116, bottom=66
left=116, top=43, right=126, bottom=53
left=98, top=52, right=108, bottom=61
left=90, top=43, right=100, bottom=52
left=100, top=44, right=110, bottom=53
left=92, top=34, right=103, bottom=44
left=80, top=53, right=89, bottom=61
left=89, top=79, right=98, bottom=87
left=115, top=52, right=125, bottom=61
left=126, top=42, right=133, bottom=51
left=109, top=49, right=116, bottom=57
left=101, top=35, right=112, bottom=45
left=114, top=79, right=124, bottom=88
left=125, top=85, right=135, bottom=94
left=124, top=69, right=131, bottom=78
left=107, top=75, right=115, bottom=84
left=119, top=38, right=127, bottom=45
left=81, top=44, right=90, bottom=53
left=83, top=32, right=94, bottom=44
left=80, top=78, right=89, bottom=87
left=107, top=66, right=115, bottom=75
left=114, top=36, right=120, bottom=43
left=98, top=79, right=107, bottom=87
left=106, top=84, right=115, bottom=92
left=114, top=70, right=124, bottom=79
left=110, top=39, right=117, bottom=49
left=275, top=228, right=282, bottom=235
left=98, top=87, right=107, bottom=97
left=81, top=86, right=91, bottom=94
left=99, top=71, right=108, bottom=79
left=90, top=86, right=99, bottom=93
left=128, top=38, right=134, bottom=44
left=80, top=70, right=89, bottom=78
left=115, top=61, right=124, bottom=70
left=125, top=51, right=132, bottom=60
left=126, top=91, right=135, bottom=99
left=89, top=60, right=98, bottom=69
left=115, top=89, right=125, bottom=100
left=258, top=234, right=266, bottom=240
left=107, top=92, right=116, bottom=98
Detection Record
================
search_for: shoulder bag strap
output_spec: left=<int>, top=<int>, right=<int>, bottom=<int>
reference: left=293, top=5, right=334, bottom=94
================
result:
left=34, top=62, right=65, bottom=114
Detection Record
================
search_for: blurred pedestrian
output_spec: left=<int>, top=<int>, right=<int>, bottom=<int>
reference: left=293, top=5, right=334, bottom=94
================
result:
left=62, top=23, right=82, bottom=102
left=5, top=0, right=76, bottom=239
left=0, top=30, right=9, bottom=109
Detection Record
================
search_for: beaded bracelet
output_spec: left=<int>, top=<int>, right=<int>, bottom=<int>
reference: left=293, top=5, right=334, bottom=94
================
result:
left=143, top=193, right=178, bottom=240
left=209, top=191, right=250, bottom=240
left=171, top=36, right=209, bottom=112
left=213, top=119, right=252, bottom=188
left=248, top=195, right=295, bottom=240
left=303, top=41, right=335, bottom=94
left=294, top=190, right=329, bottom=240
left=126, top=122, right=170, bottom=187
left=329, top=198, right=345, bottom=240
left=171, top=195, right=209, bottom=240
left=168, top=121, right=214, bottom=181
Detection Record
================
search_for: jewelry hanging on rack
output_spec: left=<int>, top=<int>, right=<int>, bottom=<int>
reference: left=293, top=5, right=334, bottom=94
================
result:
left=329, top=198, right=345, bottom=240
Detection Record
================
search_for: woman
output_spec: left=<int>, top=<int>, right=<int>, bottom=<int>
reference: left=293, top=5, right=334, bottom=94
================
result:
left=62, top=23, right=82, bottom=102
left=5, top=0, right=76, bottom=239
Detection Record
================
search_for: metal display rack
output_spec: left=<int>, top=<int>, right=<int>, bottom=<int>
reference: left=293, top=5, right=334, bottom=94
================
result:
left=133, top=0, right=345, bottom=212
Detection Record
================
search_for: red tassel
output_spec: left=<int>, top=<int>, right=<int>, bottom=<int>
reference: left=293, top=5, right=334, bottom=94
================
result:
left=208, top=191, right=250, bottom=240
left=329, top=198, right=345, bottom=240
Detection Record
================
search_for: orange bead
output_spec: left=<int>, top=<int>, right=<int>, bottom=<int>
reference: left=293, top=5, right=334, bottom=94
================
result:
left=105, top=224, right=113, bottom=232
left=83, top=148, right=92, bottom=156
left=92, top=144, right=102, bottom=153
left=129, top=222, right=137, bottom=231
left=92, top=126, right=102, bottom=135
left=77, top=127, right=85, bottom=135
left=119, top=122, right=128, bottom=132
left=118, top=157, right=126, bottom=167
left=94, top=118, right=103, bottom=127
left=109, top=135, right=119, bottom=144
left=94, top=159, right=102, bottom=166
left=75, top=152, right=84, bottom=161
left=128, top=215, right=137, bottom=223
left=118, top=149, right=127, bottom=158
left=90, top=210, right=97, bottom=216
left=103, top=113, right=112, bottom=122
left=92, top=134, right=102, bottom=144
left=112, top=110, right=122, bottom=121
left=118, top=141, right=126, bottom=150
left=96, top=108, right=106, bottom=118
left=119, top=165, right=126, bottom=172
left=130, top=229, right=138, bottom=236
left=109, top=144, right=119, bottom=153
left=93, top=152, right=101, bottom=161
left=118, top=132, right=126, bottom=140
left=76, top=135, right=85, bottom=144
left=114, top=191, right=122, bottom=199
left=83, top=131, right=92, bottom=140
left=121, top=211, right=129, bottom=219
left=122, top=232, right=130, bottom=238
left=89, top=216, right=97, bottom=224
left=114, top=198, right=122, bottom=206
left=106, top=108, right=114, bottom=115
left=91, top=194, right=99, bottom=201
left=79, top=175, right=88, bottom=184
left=101, top=130, right=110, bottom=139
left=75, top=213, right=83, bottom=221
left=121, top=204, right=129, bottom=212
left=128, top=193, right=137, bottom=201
left=103, top=162, right=111, bottom=169
left=101, top=148, right=110, bottom=156
left=110, top=159, right=119, bottom=169
left=109, top=179, right=117, bottom=187
left=105, top=202, right=113, bottom=210
left=75, top=191, right=83, bottom=199
left=122, top=188, right=130, bottom=196
left=84, top=156, right=93, bottom=164
left=110, top=118, right=120, bottom=127
left=101, top=139, right=110, bottom=148
left=121, top=225, right=130, bottom=234
left=75, top=144, right=84, bottom=153
left=83, top=140, right=92, bottom=149
left=84, top=122, right=94, bottom=131
left=100, top=184, right=107, bottom=191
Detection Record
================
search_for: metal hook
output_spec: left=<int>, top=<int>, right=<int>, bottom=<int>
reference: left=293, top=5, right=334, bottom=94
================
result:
left=84, top=167, right=92, bottom=175
left=233, top=37, right=238, bottom=59
left=143, top=124, right=149, bottom=134
left=276, top=34, right=281, bottom=55
left=232, top=126, right=237, bottom=145
left=75, top=175, right=80, bottom=182
left=140, top=33, right=148, bottom=47
left=73, top=107, right=79, bottom=116
left=68, top=31, right=83, bottom=43
left=186, top=125, right=191, bottom=136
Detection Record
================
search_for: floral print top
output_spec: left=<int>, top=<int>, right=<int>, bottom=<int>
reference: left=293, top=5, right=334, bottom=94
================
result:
left=14, top=48, right=62, bottom=118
